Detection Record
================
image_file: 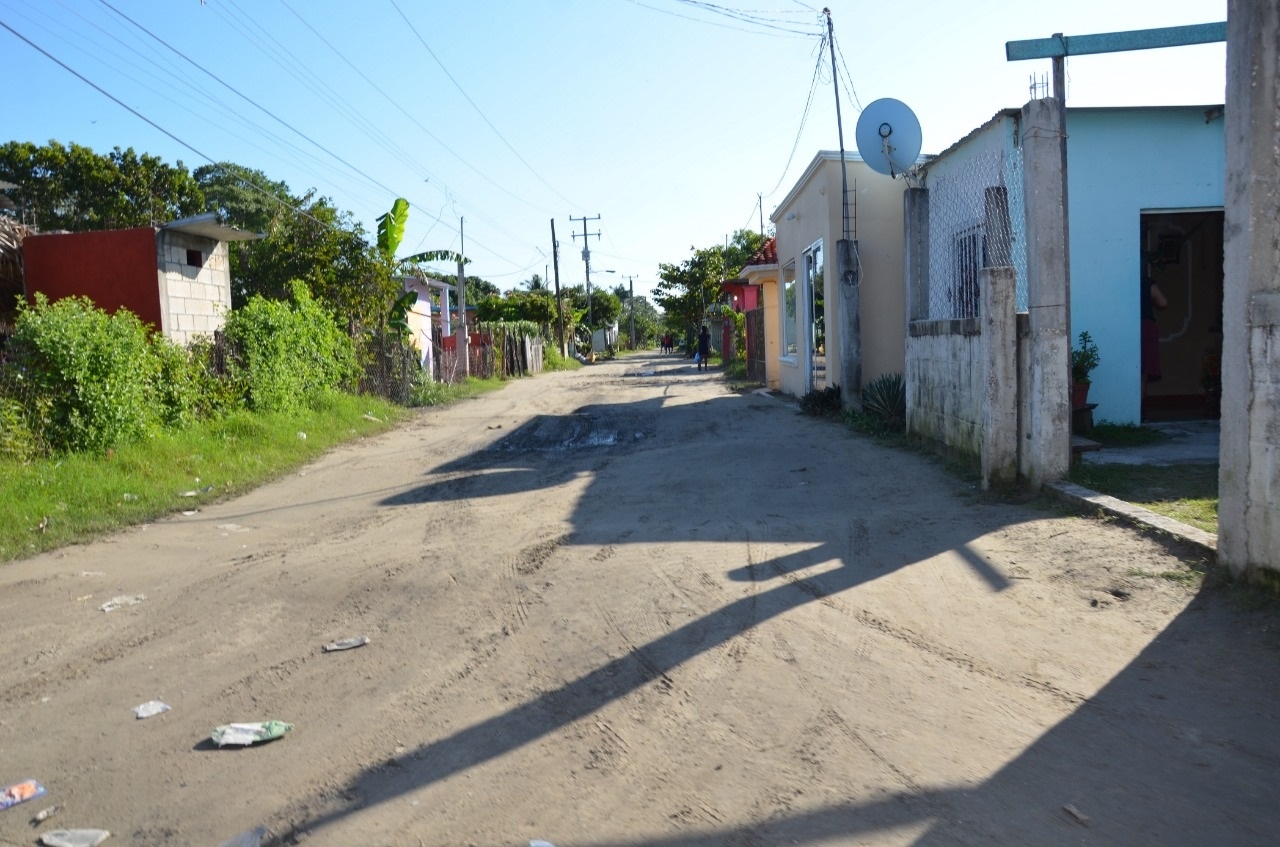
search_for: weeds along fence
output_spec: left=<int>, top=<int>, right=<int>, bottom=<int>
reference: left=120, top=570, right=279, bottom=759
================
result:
left=0, top=341, right=51, bottom=460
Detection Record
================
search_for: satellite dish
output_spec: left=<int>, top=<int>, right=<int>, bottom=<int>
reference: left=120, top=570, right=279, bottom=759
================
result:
left=855, top=98, right=922, bottom=178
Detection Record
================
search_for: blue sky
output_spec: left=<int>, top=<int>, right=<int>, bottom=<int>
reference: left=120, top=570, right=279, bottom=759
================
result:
left=3, top=1, right=1226, bottom=299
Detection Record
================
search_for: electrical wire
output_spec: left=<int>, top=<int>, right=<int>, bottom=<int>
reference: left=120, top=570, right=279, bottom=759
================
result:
left=833, top=31, right=864, bottom=114
left=0, top=17, right=336, bottom=233
left=620, top=0, right=816, bottom=37
left=388, top=0, right=581, bottom=210
left=762, top=36, right=827, bottom=199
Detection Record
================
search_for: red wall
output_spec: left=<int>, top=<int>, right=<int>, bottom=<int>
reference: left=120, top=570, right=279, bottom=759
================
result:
left=23, top=228, right=161, bottom=329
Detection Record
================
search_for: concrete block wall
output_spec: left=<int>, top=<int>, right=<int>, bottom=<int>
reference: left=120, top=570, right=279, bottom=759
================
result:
left=905, top=318, right=984, bottom=462
left=157, top=231, right=232, bottom=346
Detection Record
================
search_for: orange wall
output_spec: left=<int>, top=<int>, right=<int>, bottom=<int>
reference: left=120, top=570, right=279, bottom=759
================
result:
left=23, top=228, right=161, bottom=329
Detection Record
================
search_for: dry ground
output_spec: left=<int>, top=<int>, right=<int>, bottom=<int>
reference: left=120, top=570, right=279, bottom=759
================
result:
left=2, top=354, right=1278, bottom=846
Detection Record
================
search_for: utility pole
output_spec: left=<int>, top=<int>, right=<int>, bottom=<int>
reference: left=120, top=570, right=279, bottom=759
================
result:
left=550, top=219, right=565, bottom=357
left=570, top=214, right=601, bottom=329
left=623, top=274, right=637, bottom=349
left=823, top=8, right=851, bottom=242
left=758, top=192, right=764, bottom=236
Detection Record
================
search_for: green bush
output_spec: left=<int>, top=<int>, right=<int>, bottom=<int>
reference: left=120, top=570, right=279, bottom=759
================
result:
left=0, top=393, right=43, bottom=460
left=860, top=372, right=906, bottom=433
left=798, top=384, right=843, bottom=417
left=221, top=280, right=357, bottom=414
left=5, top=294, right=159, bottom=453
left=149, top=335, right=210, bottom=427
left=542, top=343, right=581, bottom=372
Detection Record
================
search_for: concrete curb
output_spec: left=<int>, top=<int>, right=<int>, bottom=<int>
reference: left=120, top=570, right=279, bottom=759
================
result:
left=1045, top=481, right=1218, bottom=559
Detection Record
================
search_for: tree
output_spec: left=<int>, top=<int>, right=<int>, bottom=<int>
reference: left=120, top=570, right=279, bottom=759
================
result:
left=522, top=273, right=548, bottom=291
left=654, top=229, right=765, bottom=344
left=0, top=140, right=202, bottom=231
left=194, top=162, right=291, bottom=234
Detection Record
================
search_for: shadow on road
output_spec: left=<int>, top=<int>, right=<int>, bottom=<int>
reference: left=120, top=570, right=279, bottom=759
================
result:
left=271, top=388, right=1280, bottom=845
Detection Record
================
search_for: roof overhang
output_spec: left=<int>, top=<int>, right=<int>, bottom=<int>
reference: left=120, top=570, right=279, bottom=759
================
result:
left=162, top=212, right=261, bottom=242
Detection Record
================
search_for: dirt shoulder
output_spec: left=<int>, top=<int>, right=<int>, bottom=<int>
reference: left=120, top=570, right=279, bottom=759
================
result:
left=2, top=355, right=1278, bottom=846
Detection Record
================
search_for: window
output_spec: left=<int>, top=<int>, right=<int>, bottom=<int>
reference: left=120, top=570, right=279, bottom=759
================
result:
left=951, top=225, right=983, bottom=319
left=782, top=263, right=797, bottom=356
left=186, top=248, right=203, bottom=267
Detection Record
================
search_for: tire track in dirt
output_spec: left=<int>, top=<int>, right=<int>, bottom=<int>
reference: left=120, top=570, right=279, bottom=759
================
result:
left=764, top=549, right=1088, bottom=708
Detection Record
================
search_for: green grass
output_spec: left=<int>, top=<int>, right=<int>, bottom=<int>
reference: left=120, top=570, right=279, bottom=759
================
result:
left=1068, top=462, right=1219, bottom=534
left=0, top=376, right=511, bottom=564
left=1089, top=421, right=1169, bottom=448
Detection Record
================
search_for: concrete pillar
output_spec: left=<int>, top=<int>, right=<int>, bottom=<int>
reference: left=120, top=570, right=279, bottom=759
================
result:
left=1220, top=0, right=1280, bottom=579
left=1020, top=98, right=1072, bottom=487
left=904, top=188, right=930, bottom=322
left=836, top=239, right=861, bottom=407
left=982, top=266, right=1018, bottom=488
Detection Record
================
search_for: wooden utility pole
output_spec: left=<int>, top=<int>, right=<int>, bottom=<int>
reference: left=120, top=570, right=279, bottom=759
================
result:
left=551, top=219, right=565, bottom=357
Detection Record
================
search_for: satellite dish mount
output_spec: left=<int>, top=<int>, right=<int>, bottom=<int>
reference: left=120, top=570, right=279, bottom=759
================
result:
left=856, top=98, right=923, bottom=179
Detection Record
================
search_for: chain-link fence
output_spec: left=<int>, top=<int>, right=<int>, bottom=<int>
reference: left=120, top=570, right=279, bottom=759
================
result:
left=925, top=147, right=1027, bottom=319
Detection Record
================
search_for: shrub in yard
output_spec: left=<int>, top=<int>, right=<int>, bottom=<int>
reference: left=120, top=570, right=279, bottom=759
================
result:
left=221, top=280, right=358, bottom=414
left=861, top=372, right=906, bottom=433
left=4, top=294, right=159, bottom=453
left=798, top=384, right=843, bottom=417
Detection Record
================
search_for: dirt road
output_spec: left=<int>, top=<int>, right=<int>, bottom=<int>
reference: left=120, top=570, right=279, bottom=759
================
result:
left=2, top=355, right=1278, bottom=846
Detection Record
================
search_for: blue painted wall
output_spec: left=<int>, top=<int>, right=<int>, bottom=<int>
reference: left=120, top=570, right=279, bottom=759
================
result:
left=1066, top=107, right=1224, bottom=424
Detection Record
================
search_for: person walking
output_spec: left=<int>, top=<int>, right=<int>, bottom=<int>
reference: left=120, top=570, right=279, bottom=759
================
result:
left=697, top=325, right=711, bottom=372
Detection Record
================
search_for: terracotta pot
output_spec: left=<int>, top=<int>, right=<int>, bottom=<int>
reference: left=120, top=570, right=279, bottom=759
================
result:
left=1072, top=381, right=1090, bottom=410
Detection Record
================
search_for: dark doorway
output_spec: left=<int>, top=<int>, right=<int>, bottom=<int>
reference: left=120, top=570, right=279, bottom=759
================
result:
left=1140, top=210, right=1224, bottom=422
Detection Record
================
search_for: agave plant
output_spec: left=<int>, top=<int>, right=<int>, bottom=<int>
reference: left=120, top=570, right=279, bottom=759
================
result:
left=861, top=372, right=906, bottom=433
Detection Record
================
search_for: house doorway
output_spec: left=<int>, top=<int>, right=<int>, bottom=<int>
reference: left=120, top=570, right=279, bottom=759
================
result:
left=1139, top=210, right=1224, bottom=422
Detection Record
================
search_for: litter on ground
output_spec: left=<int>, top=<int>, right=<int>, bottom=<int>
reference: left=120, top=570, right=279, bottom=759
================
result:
left=210, top=721, right=294, bottom=747
left=132, top=700, right=171, bottom=719
left=322, top=635, right=370, bottom=652
left=39, top=830, right=111, bottom=847
left=1, top=778, right=47, bottom=810
left=99, top=594, right=145, bottom=612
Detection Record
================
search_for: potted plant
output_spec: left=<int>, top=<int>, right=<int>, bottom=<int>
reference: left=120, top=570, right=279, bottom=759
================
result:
left=1071, top=331, right=1100, bottom=409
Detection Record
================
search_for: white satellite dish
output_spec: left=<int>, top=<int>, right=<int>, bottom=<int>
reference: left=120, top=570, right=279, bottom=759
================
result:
left=855, top=98, right=922, bottom=178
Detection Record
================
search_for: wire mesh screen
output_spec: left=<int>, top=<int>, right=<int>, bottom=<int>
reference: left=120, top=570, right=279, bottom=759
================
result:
left=925, top=147, right=1027, bottom=318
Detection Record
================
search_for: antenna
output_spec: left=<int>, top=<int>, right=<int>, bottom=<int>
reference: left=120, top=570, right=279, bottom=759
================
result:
left=854, top=98, right=922, bottom=178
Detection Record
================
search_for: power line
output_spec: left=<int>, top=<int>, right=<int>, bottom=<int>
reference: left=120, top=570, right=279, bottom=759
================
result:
left=273, top=0, right=559, bottom=219
left=622, top=0, right=817, bottom=37
left=833, top=30, right=864, bottom=114
left=388, top=0, right=580, bottom=209
left=0, top=17, right=334, bottom=232
left=762, top=37, right=827, bottom=198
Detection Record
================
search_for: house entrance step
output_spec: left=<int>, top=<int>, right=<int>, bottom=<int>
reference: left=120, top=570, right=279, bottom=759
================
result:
left=1070, top=435, right=1102, bottom=461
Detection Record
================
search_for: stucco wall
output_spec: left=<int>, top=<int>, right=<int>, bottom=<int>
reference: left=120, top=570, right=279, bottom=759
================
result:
left=773, top=152, right=909, bottom=398
left=157, top=231, right=232, bottom=345
left=905, top=319, right=984, bottom=461
left=1067, top=107, right=1225, bottom=424
left=22, top=227, right=163, bottom=329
